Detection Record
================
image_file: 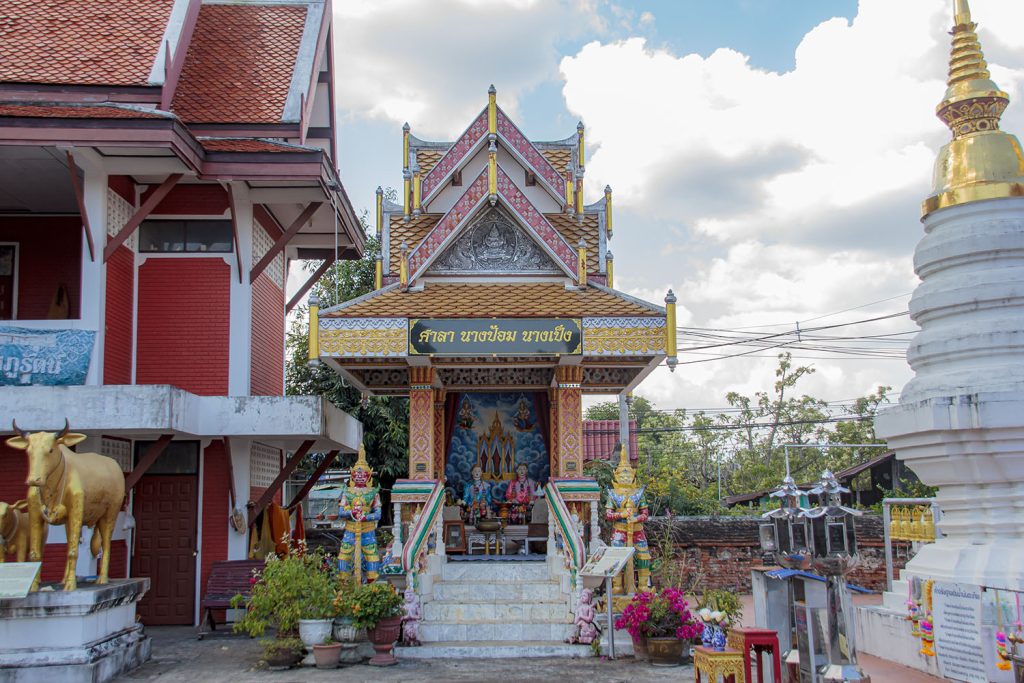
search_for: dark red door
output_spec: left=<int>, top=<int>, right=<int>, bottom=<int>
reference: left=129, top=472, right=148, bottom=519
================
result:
left=133, top=475, right=198, bottom=625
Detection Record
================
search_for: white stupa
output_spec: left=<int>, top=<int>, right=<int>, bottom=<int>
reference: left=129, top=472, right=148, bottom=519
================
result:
left=875, top=0, right=1024, bottom=592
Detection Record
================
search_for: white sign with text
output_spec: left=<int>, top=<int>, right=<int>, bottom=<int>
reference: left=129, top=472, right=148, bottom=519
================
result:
left=932, top=581, right=986, bottom=683
left=0, top=562, right=41, bottom=599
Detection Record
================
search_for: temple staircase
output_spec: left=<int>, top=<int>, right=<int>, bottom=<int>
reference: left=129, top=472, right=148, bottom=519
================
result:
left=397, top=559, right=593, bottom=659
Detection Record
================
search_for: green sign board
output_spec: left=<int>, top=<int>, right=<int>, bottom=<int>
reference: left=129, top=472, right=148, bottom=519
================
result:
left=409, top=318, right=582, bottom=356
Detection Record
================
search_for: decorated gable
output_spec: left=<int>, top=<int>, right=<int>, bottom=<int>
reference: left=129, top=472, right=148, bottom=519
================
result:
left=428, top=206, right=561, bottom=275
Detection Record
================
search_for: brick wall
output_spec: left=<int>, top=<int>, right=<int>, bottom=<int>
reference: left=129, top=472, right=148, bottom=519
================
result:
left=136, top=258, right=230, bottom=395
left=0, top=217, right=81, bottom=320
left=142, top=183, right=229, bottom=216
left=104, top=244, right=134, bottom=384
left=646, top=515, right=907, bottom=593
left=250, top=273, right=284, bottom=396
left=199, top=440, right=229, bottom=601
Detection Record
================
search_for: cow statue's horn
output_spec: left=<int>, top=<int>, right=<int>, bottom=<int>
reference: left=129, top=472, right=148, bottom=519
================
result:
left=57, top=418, right=70, bottom=440
left=11, top=419, right=28, bottom=439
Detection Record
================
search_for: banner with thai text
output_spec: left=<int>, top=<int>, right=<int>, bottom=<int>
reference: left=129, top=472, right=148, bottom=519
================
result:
left=0, top=326, right=95, bottom=386
left=409, top=318, right=581, bottom=356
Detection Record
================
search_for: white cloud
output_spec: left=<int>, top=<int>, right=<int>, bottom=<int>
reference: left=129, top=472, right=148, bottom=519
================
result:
left=333, top=0, right=603, bottom=137
left=564, top=0, right=1024, bottom=408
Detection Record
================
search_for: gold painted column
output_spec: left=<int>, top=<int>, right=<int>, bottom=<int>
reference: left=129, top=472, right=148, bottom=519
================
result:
left=408, top=366, right=435, bottom=479
left=554, top=365, right=584, bottom=476
left=548, top=387, right=560, bottom=477
left=433, top=388, right=446, bottom=482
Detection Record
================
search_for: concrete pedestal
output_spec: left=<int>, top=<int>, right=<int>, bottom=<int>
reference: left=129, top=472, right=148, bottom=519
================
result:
left=0, top=578, right=151, bottom=682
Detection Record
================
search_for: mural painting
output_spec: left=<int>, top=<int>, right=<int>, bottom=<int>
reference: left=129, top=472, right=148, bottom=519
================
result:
left=445, top=392, right=550, bottom=513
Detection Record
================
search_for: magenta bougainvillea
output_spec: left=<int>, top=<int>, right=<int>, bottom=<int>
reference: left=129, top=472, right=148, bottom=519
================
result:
left=614, top=587, right=704, bottom=640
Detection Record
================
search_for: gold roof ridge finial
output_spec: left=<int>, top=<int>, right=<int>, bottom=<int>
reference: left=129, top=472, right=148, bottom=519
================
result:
left=924, top=0, right=1024, bottom=217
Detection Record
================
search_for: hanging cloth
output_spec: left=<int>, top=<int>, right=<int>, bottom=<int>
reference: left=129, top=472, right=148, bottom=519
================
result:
left=268, top=503, right=291, bottom=557
left=291, top=504, right=306, bottom=545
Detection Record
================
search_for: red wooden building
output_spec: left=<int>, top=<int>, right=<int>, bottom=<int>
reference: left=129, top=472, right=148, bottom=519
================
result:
left=0, top=0, right=363, bottom=625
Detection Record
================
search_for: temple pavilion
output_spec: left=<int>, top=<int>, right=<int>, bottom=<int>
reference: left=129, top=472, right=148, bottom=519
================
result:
left=308, top=86, right=677, bottom=654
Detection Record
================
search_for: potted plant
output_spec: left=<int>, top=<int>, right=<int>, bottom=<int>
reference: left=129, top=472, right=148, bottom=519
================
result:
left=312, top=638, right=343, bottom=669
left=615, top=587, right=702, bottom=667
left=697, top=588, right=742, bottom=650
left=232, top=545, right=339, bottom=660
left=332, top=574, right=359, bottom=643
left=351, top=581, right=404, bottom=666
left=260, top=636, right=305, bottom=670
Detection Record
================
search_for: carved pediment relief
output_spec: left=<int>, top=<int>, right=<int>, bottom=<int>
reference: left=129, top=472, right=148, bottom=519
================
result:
left=428, top=206, right=561, bottom=274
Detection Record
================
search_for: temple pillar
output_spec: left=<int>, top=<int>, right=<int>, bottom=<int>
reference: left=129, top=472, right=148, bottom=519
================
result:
left=408, top=366, right=435, bottom=479
left=433, top=388, right=446, bottom=483
left=553, top=365, right=584, bottom=476
left=548, top=387, right=560, bottom=476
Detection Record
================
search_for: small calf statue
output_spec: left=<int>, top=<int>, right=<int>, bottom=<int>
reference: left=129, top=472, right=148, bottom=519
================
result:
left=7, top=420, right=125, bottom=591
left=0, top=500, right=48, bottom=562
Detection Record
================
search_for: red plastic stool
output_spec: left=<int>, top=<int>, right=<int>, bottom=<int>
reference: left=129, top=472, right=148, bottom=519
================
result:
left=726, top=627, right=783, bottom=683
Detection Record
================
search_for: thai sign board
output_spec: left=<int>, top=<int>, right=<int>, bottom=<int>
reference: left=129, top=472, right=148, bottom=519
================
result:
left=580, top=546, right=635, bottom=578
left=409, top=318, right=582, bottom=356
left=0, top=562, right=41, bottom=599
left=932, top=581, right=986, bottom=683
left=0, top=327, right=95, bottom=385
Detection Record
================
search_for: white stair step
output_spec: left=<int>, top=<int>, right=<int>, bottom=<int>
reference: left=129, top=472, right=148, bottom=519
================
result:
left=424, top=601, right=569, bottom=623
left=397, top=641, right=593, bottom=659
left=419, top=621, right=573, bottom=643
left=441, top=561, right=552, bottom=582
left=432, top=580, right=565, bottom=602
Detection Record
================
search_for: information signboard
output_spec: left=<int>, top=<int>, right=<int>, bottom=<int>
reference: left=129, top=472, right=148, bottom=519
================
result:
left=0, top=562, right=41, bottom=599
left=409, top=318, right=582, bottom=356
left=580, top=546, right=634, bottom=579
left=932, top=581, right=987, bottom=683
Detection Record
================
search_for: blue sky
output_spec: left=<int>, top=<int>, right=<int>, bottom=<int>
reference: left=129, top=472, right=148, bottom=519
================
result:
left=328, top=0, right=1024, bottom=409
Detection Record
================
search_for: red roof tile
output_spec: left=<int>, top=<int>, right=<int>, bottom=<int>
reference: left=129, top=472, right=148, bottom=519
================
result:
left=583, top=420, right=639, bottom=462
left=172, top=4, right=307, bottom=124
left=0, top=103, right=169, bottom=119
left=0, top=0, right=173, bottom=87
left=199, top=138, right=313, bottom=153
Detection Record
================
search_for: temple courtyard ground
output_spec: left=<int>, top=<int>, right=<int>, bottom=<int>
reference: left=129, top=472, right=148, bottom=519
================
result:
left=117, top=595, right=941, bottom=683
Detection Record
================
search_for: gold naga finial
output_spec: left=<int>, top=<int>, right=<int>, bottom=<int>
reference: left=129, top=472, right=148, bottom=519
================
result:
left=924, top=0, right=1024, bottom=217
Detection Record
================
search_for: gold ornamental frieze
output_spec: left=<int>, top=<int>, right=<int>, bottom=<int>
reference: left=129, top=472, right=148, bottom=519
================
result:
left=319, top=318, right=407, bottom=357
left=582, top=317, right=667, bottom=356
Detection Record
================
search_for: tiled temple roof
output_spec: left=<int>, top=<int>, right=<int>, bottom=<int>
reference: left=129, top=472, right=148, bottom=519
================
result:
left=0, top=103, right=171, bottom=119
left=322, top=282, right=661, bottom=318
left=198, top=138, right=316, bottom=154
left=388, top=214, right=442, bottom=273
left=0, top=0, right=174, bottom=87
left=172, top=3, right=307, bottom=123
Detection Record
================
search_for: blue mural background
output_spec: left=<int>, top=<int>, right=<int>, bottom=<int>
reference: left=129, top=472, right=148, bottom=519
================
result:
left=0, top=327, right=95, bottom=386
left=445, top=392, right=550, bottom=502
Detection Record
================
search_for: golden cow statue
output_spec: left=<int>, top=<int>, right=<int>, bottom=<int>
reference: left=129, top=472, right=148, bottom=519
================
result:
left=7, top=420, right=125, bottom=591
left=0, top=499, right=48, bottom=562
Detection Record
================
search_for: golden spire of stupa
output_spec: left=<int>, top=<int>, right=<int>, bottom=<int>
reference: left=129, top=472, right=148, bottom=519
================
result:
left=924, top=0, right=1024, bottom=217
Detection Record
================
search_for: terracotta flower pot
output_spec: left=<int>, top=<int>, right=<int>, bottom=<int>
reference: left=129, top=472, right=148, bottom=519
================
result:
left=367, top=615, right=402, bottom=666
left=645, top=636, right=684, bottom=667
left=312, top=642, right=342, bottom=669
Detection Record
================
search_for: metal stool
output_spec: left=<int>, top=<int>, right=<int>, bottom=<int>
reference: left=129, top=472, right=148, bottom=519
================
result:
left=694, top=645, right=744, bottom=683
left=727, top=627, right=783, bottom=683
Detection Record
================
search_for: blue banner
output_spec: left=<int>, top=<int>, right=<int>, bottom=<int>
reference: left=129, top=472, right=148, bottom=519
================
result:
left=0, top=326, right=95, bottom=386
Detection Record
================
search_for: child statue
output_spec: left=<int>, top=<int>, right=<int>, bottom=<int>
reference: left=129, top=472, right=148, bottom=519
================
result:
left=605, top=444, right=651, bottom=593
left=401, top=585, right=422, bottom=646
left=337, top=444, right=382, bottom=583
left=462, top=465, right=492, bottom=525
left=505, top=463, right=537, bottom=524
left=567, top=588, right=599, bottom=645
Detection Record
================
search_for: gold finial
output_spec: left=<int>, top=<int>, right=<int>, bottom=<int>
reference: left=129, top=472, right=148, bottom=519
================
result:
left=352, top=443, right=373, bottom=476
left=307, top=295, right=320, bottom=366
left=374, top=253, right=382, bottom=290
left=613, top=443, right=634, bottom=488
left=577, top=238, right=587, bottom=287
left=399, top=241, right=409, bottom=289
left=665, top=290, right=678, bottom=372
left=605, top=250, right=614, bottom=289
left=564, top=164, right=575, bottom=214
left=488, top=85, right=497, bottom=135
left=924, top=0, right=1024, bottom=217
left=604, top=185, right=613, bottom=238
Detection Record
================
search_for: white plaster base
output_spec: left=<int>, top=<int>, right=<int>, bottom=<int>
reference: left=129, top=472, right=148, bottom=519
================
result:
left=855, top=605, right=942, bottom=678
left=0, top=579, right=151, bottom=683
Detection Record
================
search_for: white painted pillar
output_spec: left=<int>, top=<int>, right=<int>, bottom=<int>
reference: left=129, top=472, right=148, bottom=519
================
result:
left=589, top=500, right=600, bottom=552
left=227, top=182, right=254, bottom=396
left=392, top=502, right=403, bottom=559
left=226, top=437, right=251, bottom=560
left=80, top=164, right=108, bottom=386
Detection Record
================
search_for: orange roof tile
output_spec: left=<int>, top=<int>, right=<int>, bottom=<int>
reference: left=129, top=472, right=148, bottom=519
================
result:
left=389, top=214, right=441, bottom=274
left=415, top=148, right=447, bottom=176
left=172, top=4, right=307, bottom=124
left=0, top=103, right=169, bottom=119
left=199, top=138, right=314, bottom=153
left=545, top=212, right=600, bottom=254
left=541, top=148, right=572, bottom=178
left=323, top=282, right=662, bottom=319
left=0, top=0, right=173, bottom=87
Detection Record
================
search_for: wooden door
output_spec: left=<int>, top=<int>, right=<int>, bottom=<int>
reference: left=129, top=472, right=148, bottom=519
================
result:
left=133, top=475, right=198, bottom=625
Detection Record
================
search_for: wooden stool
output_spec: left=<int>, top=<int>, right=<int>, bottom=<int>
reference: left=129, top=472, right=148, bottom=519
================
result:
left=694, top=645, right=744, bottom=683
left=727, top=627, right=783, bottom=683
